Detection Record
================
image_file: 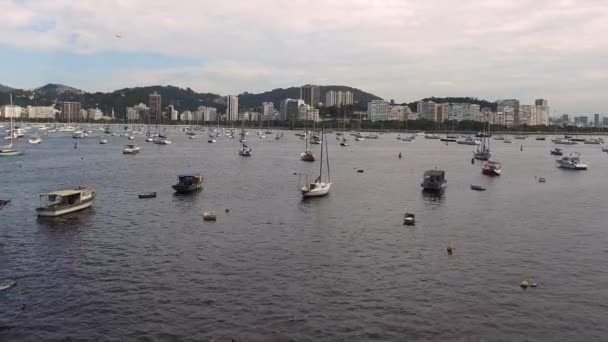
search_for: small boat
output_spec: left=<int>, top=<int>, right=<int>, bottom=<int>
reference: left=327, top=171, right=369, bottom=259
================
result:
left=493, top=136, right=505, bottom=141
left=339, top=137, right=349, bottom=146
left=0, top=199, right=11, bottom=211
left=208, top=137, right=217, bottom=143
left=355, top=136, right=364, bottom=141
left=553, top=138, right=577, bottom=145
left=457, top=137, right=480, bottom=145
left=128, top=135, right=135, bottom=140
left=503, top=139, right=513, bottom=144
left=550, top=148, right=563, bottom=156
left=602, top=147, right=608, bottom=153
left=515, top=135, right=527, bottom=140
left=99, top=138, right=108, bottom=144
left=440, top=136, right=457, bottom=142
left=310, top=135, right=322, bottom=144
left=123, top=144, right=140, bottom=154
left=424, top=134, right=441, bottom=139
left=0, top=280, right=17, bottom=291
left=301, top=151, right=315, bottom=162
left=145, top=137, right=154, bottom=142
left=28, top=136, right=42, bottom=144
left=203, top=211, right=217, bottom=221
left=189, top=135, right=196, bottom=139
left=482, top=160, right=502, bottom=176
left=138, top=192, right=157, bottom=199
left=556, top=153, right=587, bottom=170
left=72, top=131, right=85, bottom=139
left=36, top=187, right=96, bottom=217
left=364, top=134, right=379, bottom=139
left=584, top=138, right=601, bottom=145
left=470, top=184, right=486, bottom=191
left=172, top=173, right=204, bottom=194
left=475, top=132, right=492, bottom=138
left=421, top=169, right=446, bottom=192
left=239, top=143, right=252, bottom=156
left=536, top=136, right=546, bottom=141
left=538, top=178, right=546, bottom=183
left=473, top=149, right=491, bottom=161
left=153, top=137, right=171, bottom=145
left=403, top=213, right=415, bottom=225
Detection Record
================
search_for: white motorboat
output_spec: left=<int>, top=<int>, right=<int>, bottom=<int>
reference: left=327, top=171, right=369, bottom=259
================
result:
left=36, top=187, right=96, bottom=217
left=28, top=136, right=42, bottom=144
left=59, top=126, right=76, bottom=132
left=208, top=137, right=217, bottom=143
left=72, top=131, right=85, bottom=139
left=128, top=135, right=135, bottom=140
left=556, top=153, right=587, bottom=170
left=99, top=138, right=109, bottom=144
left=145, top=137, right=154, bottom=142
left=355, top=136, right=365, bottom=141
left=424, top=134, right=441, bottom=139
left=123, top=144, right=141, bottom=154
left=153, top=137, right=171, bottom=145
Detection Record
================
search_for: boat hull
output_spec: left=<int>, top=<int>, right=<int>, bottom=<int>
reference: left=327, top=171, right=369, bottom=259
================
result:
left=301, top=183, right=331, bottom=198
left=0, top=150, right=24, bottom=156
left=482, top=168, right=501, bottom=176
left=172, top=184, right=203, bottom=194
left=300, top=152, right=315, bottom=162
left=36, top=199, right=93, bottom=217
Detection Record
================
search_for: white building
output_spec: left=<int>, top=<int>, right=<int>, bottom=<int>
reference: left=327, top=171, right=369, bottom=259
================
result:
left=165, top=105, right=178, bottom=121
left=244, top=111, right=261, bottom=121
left=298, top=104, right=320, bottom=122
left=1, top=105, right=23, bottom=118
left=226, top=95, right=239, bottom=121
left=198, top=106, right=217, bottom=122
left=181, top=110, right=193, bottom=122
left=88, top=108, right=103, bottom=121
left=126, top=107, right=139, bottom=121
left=325, top=90, right=354, bottom=107
left=367, top=100, right=390, bottom=122
left=25, top=106, right=56, bottom=119
left=280, top=98, right=304, bottom=121
left=534, top=99, right=549, bottom=126
left=262, top=102, right=274, bottom=120
left=388, top=105, right=413, bottom=121
left=492, top=106, right=515, bottom=127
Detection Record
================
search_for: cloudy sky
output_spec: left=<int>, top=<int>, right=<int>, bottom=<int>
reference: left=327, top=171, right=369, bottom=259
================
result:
left=1, top=0, right=607, bottom=114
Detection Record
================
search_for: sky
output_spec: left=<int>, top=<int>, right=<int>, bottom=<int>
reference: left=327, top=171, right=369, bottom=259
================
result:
left=1, top=0, right=607, bottom=114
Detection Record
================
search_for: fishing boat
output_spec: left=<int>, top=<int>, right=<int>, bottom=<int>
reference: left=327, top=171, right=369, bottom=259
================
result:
left=421, top=169, right=446, bottom=192
left=550, top=147, right=563, bottom=156
left=122, top=144, right=140, bottom=154
left=36, top=187, right=96, bottom=217
left=556, top=153, right=587, bottom=170
left=172, top=173, right=204, bottom=194
left=482, top=160, right=502, bottom=176
left=0, top=95, right=24, bottom=157
left=28, top=135, right=42, bottom=144
left=301, top=127, right=331, bottom=198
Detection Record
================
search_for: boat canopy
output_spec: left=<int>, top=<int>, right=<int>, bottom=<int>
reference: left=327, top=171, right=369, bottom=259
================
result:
left=424, top=170, right=445, bottom=177
left=44, top=190, right=83, bottom=197
left=177, top=172, right=201, bottom=177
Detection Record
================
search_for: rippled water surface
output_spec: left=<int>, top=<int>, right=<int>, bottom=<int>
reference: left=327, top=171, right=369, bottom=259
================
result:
left=1, top=130, right=608, bottom=341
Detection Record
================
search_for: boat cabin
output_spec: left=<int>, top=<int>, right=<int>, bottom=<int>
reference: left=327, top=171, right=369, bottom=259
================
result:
left=176, top=173, right=203, bottom=186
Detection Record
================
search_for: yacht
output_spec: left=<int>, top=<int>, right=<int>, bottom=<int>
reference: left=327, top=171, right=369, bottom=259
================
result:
left=482, top=160, right=502, bottom=176
left=421, top=169, right=446, bottom=192
left=556, top=153, right=587, bottom=170
left=122, top=144, right=140, bottom=154
left=301, top=151, right=315, bottom=162
left=301, top=128, right=331, bottom=198
left=36, top=187, right=96, bottom=217
left=474, top=149, right=491, bottom=161
left=172, top=173, right=204, bottom=194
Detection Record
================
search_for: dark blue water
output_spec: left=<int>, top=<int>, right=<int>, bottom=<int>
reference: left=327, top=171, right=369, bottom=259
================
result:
left=2, top=129, right=608, bottom=341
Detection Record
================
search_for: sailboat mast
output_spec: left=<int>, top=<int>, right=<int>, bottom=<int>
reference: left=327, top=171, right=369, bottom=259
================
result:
left=325, top=125, right=330, bottom=182
left=319, top=124, right=324, bottom=180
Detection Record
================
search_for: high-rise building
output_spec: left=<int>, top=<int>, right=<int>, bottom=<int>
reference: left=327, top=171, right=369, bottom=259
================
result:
left=60, top=102, right=81, bottom=122
left=561, top=114, right=569, bottom=125
left=300, top=85, right=320, bottom=107
left=594, top=113, right=600, bottom=128
left=367, top=100, right=390, bottom=122
left=388, top=105, right=412, bottom=121
left=280, top=98, right=304, bottom=122
left=262, top=102, right=274, bottom=120
left=603, top=117, right=608, bottom=127
left=199, top=106, right=217, bottom=122
left=417, top=101, right=437, bottom=121
left=497, top=99, right=520, bottom=125
left=165, top=105, right=178, bottom=121
left=226, top=95, right=239, bottom=121
left=325, top=90, right=354, bottom=107
left=535, top=99, right=548, bottom=107
left=149, top=92, right=161, bottom=123
left=88, top=108, right=103, bottom=121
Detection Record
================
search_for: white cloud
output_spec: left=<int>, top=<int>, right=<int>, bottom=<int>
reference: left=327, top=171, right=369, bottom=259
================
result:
left=1, top=0, right=607, bottom=113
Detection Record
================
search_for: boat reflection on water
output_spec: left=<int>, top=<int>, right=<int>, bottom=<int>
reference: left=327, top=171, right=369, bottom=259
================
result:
left=37, top=208, right=95, bottom=231
left=421, top=190, right=446, bottom=203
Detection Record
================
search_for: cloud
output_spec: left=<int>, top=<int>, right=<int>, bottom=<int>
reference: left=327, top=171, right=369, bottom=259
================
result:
left=0, top=0, right=607, bottom=114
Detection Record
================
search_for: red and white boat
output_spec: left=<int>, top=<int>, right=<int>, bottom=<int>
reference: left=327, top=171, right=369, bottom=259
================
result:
left=482, top=160, right=502, bottom=176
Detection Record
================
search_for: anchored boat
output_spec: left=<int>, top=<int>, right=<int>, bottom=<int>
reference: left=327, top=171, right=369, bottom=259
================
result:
left=36, top=187, right=96, bottom=217
left=172, top=173, right=204, bottom=194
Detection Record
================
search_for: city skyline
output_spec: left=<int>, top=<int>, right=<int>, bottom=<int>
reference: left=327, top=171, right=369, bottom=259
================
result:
left=0, top=1, right=607, bottom=115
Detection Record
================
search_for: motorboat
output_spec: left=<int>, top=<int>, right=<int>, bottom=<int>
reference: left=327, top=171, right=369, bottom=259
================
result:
left=72, top=131, right=85, bottom=139
left=36, top=187, right=96, bottom=217
left=208, top=137, right=217, bottom=143
left=584, top=138, right=602, bottom=145
left=99, top=138, right=109, bottom=144
left=355, top=136, right=364, bottom=141
left=503, top=139, right=513, bottom=143
left=471, top=185, right=486, bottom=191
left=421, top=169, right=446, bottom=191
left=172, top=173, right=204, bottom=194
left=556, top=153, right=587, bottom=170
left=424, top=134, right=441, bottom=139
left=550, top=148, right=563, bottom=156
left=301, top=151, right=315, bottom=162
left=138, top=192, right=157, bottom=199
left=553, top=138, right=577, bottom=145
left=457, top=137, right=480, bottom=145
left=403, top=213, right=415, bottom=225
left=28, top=136, right=42, bottom=144
left=128, top=135, right=135, bottom=140
left=122, top=144, right=140, bottom=154
left=482, top=160, right=502, bottom=176
left=536, top=136, right=546, bottom=141
left=153, top=137, right=171, bottom=145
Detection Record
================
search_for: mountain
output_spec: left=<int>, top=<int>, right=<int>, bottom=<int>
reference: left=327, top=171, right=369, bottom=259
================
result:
left=0, top=84, right=14, bottom=92
left=238, top=85, right=382, bottom=109
left=36, top=83, right=83, bottom=96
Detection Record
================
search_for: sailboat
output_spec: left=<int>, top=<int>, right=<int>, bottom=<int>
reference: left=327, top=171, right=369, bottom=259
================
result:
left=300, top=109, right=315, bottom=161
left=0, top=94, right=24, bottom=156
left=238, top=120, right=252, bottom=156
left=339, top=106, right=349, bottom=147
left=474, top=118, right=492, bottom=161
left=301, top=126, right=331, bottom=198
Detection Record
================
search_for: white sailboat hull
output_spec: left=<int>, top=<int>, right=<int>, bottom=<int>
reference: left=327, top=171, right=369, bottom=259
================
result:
left=0, top=149, right=24, bottom=156
left=301, top=182, right=332, bottom=198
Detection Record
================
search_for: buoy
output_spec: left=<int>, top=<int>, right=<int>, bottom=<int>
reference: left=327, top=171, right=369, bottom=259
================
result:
left=471, top=158, right=475, bottom=164
left=225, top=208, right=230, bottom=213
left=446, top=244, right=454, bottom=255
left=203, top=211, right=217, bottom=221
left=398, top=152, right=402, bottom=159
left=520, top=144, right=523, bottom=151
